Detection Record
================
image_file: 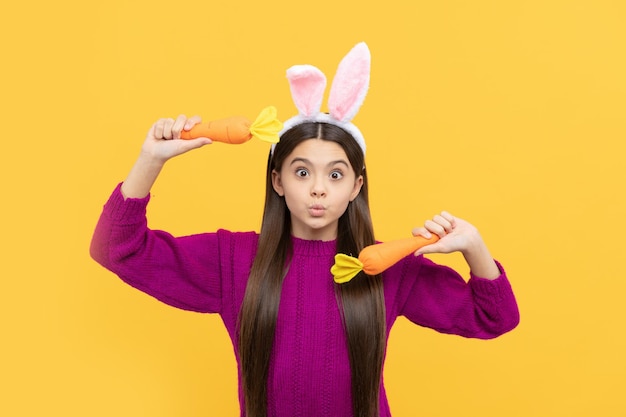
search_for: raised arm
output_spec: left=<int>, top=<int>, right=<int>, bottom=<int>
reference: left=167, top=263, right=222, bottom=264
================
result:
left=90, top=116, right=219, bottom=312
left=395, top=211, right=519, bottom=338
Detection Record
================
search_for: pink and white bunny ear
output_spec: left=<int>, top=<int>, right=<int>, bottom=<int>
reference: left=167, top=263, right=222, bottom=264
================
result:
left=327, top=42, right=371, bottom=123
left=275, top=43, right=370, bottom=155
left=286, top=65, right=327, bottom=117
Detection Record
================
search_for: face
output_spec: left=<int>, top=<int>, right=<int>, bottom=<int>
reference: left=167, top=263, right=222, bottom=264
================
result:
left=271, top=138, right=363, bottom=241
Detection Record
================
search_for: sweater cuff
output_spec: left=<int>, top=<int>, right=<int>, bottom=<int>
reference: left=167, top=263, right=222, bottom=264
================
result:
left=468, top=260, right=512, bottom=301
left=101, top=182, right=151, bottom=224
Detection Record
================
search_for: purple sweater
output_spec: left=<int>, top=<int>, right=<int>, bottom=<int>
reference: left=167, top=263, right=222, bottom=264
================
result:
left=90, top=184, right=519, bottom=417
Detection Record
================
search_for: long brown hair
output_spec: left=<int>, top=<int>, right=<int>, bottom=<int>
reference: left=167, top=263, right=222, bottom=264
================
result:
left=238, top=122, right=386, bottom=417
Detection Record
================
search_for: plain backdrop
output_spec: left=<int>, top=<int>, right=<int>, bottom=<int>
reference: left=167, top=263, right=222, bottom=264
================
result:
left=1, top=0, right=624, bottom=416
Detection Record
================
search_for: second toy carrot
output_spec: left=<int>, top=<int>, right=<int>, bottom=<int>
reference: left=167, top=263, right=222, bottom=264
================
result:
left=331, top=234, right=441, bottom=284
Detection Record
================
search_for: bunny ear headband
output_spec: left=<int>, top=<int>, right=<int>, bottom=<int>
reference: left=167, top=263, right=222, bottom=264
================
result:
left=273, top=42, right=371, bottom=155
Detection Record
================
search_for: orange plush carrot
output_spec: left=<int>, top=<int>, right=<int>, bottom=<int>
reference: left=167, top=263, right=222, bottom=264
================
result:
left=181, top=115, right=251, bottom=143
left=331, top=234, right=440, bottom=284
left=180, top=106, right=282, bottom=144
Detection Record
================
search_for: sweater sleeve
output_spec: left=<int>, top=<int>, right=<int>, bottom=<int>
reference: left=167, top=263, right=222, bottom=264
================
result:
left=89, top=183, right=223, bottom=313
left=393, top=255, right=520, bottom=339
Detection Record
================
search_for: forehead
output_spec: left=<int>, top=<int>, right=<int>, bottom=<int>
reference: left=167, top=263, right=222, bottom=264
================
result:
left=285, top=138, right=349, bottom=165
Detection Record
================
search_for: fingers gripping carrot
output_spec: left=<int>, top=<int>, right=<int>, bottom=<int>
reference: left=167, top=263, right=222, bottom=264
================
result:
left=180, top=106, right=282, bottom=144
left=331, top=234, right=440, bottom=284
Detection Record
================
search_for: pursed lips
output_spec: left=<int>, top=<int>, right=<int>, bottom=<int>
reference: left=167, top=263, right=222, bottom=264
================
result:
left=308, top=203, right=326, bottom=217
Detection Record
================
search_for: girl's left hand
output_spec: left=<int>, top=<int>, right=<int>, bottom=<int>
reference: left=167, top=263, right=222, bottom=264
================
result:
left=412, top=211, right=483, bottom=256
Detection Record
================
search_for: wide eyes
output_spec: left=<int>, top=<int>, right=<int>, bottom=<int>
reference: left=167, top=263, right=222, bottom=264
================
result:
left=294, top=168, right=344, bottom=180
left=330, top=170, right=344, bottom=180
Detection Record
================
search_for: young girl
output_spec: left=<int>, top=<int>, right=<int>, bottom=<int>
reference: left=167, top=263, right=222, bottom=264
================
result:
left=90, top=43, right=519, bottom=417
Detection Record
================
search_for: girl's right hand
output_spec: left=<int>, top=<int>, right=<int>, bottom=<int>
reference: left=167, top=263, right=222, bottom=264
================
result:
left=121, top=115, right=212, bottom=199
left=141, top=114, right=212, bottom=164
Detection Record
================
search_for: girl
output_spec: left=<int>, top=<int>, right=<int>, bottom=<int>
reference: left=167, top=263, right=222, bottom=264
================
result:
left=90, top=43, right=519, bottom=417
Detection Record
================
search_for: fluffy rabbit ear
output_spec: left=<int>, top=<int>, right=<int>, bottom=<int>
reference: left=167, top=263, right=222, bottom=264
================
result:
left=286, top=65, right=327, bottom=117
left=327, top=42, right=371, bottom=123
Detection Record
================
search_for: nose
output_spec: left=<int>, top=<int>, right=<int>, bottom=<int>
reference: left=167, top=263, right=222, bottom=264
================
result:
left=311, top=178, right=326, bottom=197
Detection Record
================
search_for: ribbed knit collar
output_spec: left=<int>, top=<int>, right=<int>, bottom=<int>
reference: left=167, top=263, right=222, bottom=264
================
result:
left=290, top=236, right=337, bottom=256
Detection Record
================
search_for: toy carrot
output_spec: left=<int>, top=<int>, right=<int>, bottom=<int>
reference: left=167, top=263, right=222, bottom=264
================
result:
left=180, top=106, right=282, bottom=144
left=331, top=234, right=440, bottom=284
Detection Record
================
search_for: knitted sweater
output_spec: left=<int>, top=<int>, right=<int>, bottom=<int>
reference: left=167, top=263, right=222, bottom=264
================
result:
left=90, top=183, right=519, bottom=417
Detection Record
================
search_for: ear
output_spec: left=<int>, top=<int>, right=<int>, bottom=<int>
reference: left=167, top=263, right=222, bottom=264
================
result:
left=327, top=42, right=371, bottom=123
left=286, top=65, right=327, bottom=117
left=271, top=169, right=284, bottom=196
left=349, top=174, right=364, bottom=202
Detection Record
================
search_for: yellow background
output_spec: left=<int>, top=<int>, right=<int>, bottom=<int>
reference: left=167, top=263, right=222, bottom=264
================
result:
left=1, top=0, right=624, bottom=415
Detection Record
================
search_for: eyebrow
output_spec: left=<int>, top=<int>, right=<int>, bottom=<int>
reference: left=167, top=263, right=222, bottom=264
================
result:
left=288, top=157, right=350, bottom=168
